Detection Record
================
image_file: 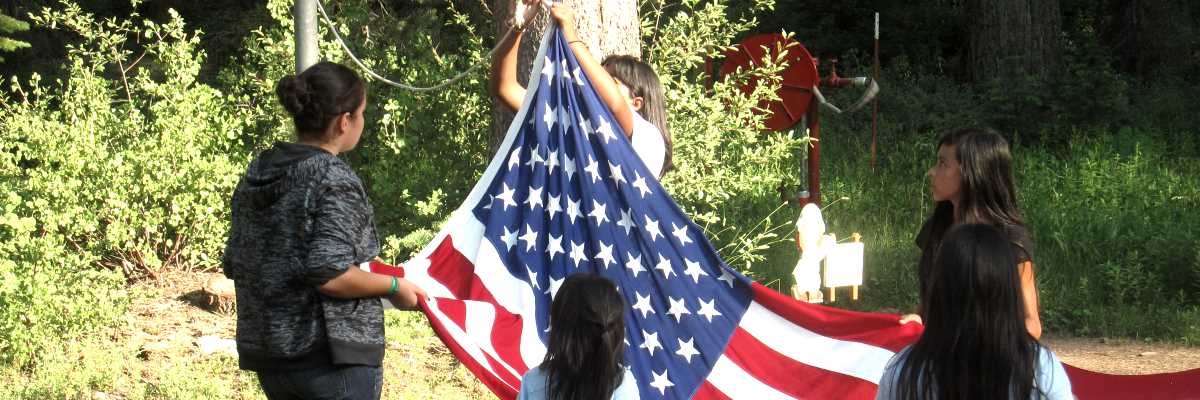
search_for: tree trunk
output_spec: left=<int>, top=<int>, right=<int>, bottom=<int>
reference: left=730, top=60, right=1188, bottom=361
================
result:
left=965, top=0, right=1062, bottom=82
left=489, top=0, right=640, bottom=147
left=1102, top=0, right=1198, bottom=77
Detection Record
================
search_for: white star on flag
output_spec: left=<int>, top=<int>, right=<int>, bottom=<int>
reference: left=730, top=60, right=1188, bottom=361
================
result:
left=667, top=296, right=691, bottom=323
left=632, top=291, right=655, bottom=318
left=546, top=193, right=562, bottom=220
left=650, top=369, right=675, bottom=395
left=525, top=186, right=544, bottom=209
left=683, top=258, right=709, bottom=283
left=594, top=241, right=615, bottom=269
left=596, top=118, right=617, bottom=144
left=584, top=155, right=601, bottom=183
left=624, top=252, right=647, bottom=278
left=546, top=234, right=564, bottom=260
left=588, top=200, right=609, bottom=226
left=499, top=226, right=517, bottom=251
left=644, top=215, right=663, bottom=241
left=609, top=161, right=626, bottom=186
left=519, top=224, right=538, bottom=252
left=640, top=330, right=662, bottom=356
left=542, top=105, right=557, bottom=131
left=568, top=241, right=587, bottom=267
left=654, top=254, right=675, bottom=280
left=632, top=171, right=652, bottom=198
left=672, top=223, right=693, bottom=246
left=617, top=208, right=636, bottom=235
left=495, top=183, right=517, bottom=211
left=675, top=337, right=700, bottom=363
left=697, top=298, right=723, bottom=322
left=541, top=56, right=555, bottom=79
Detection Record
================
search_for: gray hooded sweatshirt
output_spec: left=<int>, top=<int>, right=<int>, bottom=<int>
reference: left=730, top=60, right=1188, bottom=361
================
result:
left=222, top=142, right=383, bottom=371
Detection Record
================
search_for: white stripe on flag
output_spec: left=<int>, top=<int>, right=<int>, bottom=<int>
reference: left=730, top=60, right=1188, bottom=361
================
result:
left=457, top=219, right=548, bottom=368
left=463, top=300, right=523, bottom=379
left=707, top=355, right=795, bottom=400
left=425, top=298, right=518, bottom=390
left=739, top=302, right=894, bottom=384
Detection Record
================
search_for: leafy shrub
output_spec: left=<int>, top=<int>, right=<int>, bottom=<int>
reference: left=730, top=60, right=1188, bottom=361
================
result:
left=647, top=0, right=813, bottom=274
left=0, top=3, right=253, bottom=367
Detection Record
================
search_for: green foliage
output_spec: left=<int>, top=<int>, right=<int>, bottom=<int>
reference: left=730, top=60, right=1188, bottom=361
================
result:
left=0, top=12, right=31, bottom=61
left=0, top=2, right=254, bottom=368
left=645, top=0, right=811, bottom=275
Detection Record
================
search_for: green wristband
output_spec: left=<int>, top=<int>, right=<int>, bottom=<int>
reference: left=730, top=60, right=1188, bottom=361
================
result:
left=388, top=276, right=399, bottom=296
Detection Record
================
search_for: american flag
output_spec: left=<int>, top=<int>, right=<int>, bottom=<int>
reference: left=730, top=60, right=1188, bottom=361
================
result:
left=368, top=26, right=1200, bottom=399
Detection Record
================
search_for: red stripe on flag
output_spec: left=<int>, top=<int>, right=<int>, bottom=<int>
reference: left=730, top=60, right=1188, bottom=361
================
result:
left=692, top=381, right=732, bottom=400
left=750, top=283, right=921, bottom=352
left=1064, top=364, right=1200, bottom=400
left=421, top=236, right=530, bottom=374
left=420, top=299, right=521, bottom=398
left=723, top=327, right=879, bottom=400
left=367, top=260, right=405, bottom=277
left=433, top=294, right=469, bottom=331
left=426, top=236, right=501, bottom=304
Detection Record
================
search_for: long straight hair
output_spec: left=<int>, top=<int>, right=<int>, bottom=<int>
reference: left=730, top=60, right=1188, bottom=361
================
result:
left=920, top=128, right=1030, bottom=302
left=542, top=274, right=626, bottom=400
left=601, top=55, right=673, bottom=174
left=899, top=224, right=1044, bottom=400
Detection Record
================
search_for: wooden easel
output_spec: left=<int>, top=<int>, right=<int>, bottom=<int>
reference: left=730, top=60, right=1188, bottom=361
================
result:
left=823, top=233, right=863, bottom=302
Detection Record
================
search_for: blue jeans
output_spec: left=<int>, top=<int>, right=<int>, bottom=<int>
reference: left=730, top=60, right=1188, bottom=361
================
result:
left=257, top=365, right=383, bottom=400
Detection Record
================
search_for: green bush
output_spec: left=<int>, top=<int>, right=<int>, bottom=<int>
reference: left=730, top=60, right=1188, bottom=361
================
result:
left=0, top=3, right=254, bottom=367
left=648, top=0, right=812, bottom=274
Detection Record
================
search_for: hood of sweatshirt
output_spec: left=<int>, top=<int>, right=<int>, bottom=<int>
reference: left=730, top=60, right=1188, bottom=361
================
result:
left=238, top=142, right=331, bottom=209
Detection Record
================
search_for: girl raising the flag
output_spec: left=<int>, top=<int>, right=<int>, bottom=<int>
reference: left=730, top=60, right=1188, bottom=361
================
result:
left=490, top=0, right=674, bottom=178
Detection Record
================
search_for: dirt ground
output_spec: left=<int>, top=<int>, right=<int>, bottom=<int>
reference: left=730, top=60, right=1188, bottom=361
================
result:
left=1042, top=335, right=1200, bottom=375
left=130, top=271, right=1200, bottom=390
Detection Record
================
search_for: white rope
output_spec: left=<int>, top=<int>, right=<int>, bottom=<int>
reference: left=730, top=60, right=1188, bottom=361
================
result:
left=314, top=0, right=538, bottom=92
left=811, top=79, right=880, bottom=115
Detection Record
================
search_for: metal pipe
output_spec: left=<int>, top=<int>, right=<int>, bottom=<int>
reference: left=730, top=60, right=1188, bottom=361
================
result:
left=807, top=101, right=822, bottom=206
left=871, top=12, right=880, bottom=170
left=294, top=0, right=319, bottom=73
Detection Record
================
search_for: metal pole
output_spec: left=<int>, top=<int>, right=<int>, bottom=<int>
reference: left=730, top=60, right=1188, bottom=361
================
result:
left=807, top=101, right=822, bottom=206
left=870, top=12, right=879, bottom=170
left=294, top=0, right=319, bottom=73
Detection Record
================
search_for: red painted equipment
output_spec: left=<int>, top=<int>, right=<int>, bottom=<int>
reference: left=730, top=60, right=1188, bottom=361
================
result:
left=717, top=33, right=877, bottom=206
left=718, top=34, right=820, bottom=132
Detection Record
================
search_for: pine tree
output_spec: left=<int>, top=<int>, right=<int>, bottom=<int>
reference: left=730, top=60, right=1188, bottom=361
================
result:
left=0, top=12, right=31, bottom=62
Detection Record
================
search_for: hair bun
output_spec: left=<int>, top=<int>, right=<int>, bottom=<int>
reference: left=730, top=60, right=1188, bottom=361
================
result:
left=275, top=75, right=312, bottom=116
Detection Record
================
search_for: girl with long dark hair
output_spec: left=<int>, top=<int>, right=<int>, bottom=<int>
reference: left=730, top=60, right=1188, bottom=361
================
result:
left=223, top=61, right=426, bottom=400
left=876, top=224, right=1073, bottom=400
left=517, top=274, right=637, bottom=400
left=900, top=128, right=1043, bottom=339
left=490, top=0, right=673, bottom=177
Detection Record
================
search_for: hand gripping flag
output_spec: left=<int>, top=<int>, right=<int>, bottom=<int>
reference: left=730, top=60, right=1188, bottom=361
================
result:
left=368, top=26, right=1200, bottom=399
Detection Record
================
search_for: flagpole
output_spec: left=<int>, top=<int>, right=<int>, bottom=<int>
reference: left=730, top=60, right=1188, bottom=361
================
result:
left=808, top=100, right=822, bottom=206
left=295, top=0, right=319, bottom=73
left=870, top=12, right=879, bottom=170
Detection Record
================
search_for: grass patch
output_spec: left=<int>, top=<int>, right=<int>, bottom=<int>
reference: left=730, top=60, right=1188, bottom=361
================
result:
left=742, top=123, right=1200, bottom=343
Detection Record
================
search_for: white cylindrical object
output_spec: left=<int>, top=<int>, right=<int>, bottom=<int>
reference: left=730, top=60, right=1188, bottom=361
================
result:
left=874, top=12, right=879, bottom=40
left=295, top=0, right=320, bottom=73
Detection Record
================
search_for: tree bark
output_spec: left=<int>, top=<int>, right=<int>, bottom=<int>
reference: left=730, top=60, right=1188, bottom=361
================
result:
left=1102, top=0, right=1198, bottom=77
left=489, top=0, right=640, bottom=147
left=965, top=0, right=1062, bottom=83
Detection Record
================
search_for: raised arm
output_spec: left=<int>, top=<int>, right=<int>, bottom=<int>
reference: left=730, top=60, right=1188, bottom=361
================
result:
left=550, top=5, right=635, bottom=138
left=490, top=16, right=527, bottom=112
